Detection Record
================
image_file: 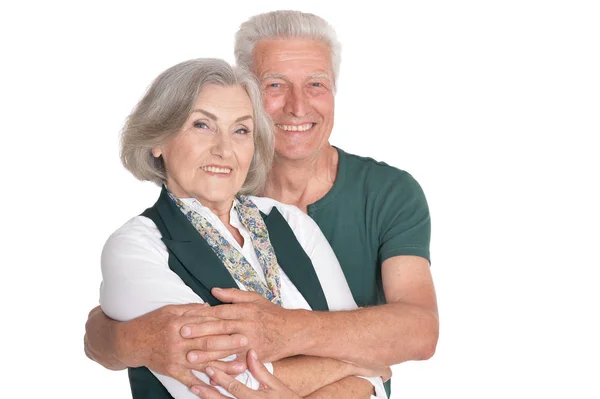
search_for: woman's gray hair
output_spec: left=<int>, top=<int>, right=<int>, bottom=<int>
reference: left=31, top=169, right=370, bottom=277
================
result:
left=120, top=58, right=274, bottom=195
left=234, top=10, right=341, bottom=90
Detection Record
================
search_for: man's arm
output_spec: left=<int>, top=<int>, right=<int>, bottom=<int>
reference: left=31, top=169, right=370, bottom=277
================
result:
left=193, top=351, right=380, bottom=399
left=271, top=356, right=389, bottom=397
left=301, top=255, right=439, bottom=367
left=304, top=376, right=376, bottom=399
left=191, top=255, right=438, bottom=369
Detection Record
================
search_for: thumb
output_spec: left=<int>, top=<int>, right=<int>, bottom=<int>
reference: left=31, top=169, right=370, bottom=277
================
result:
left=211, top=287, right=258, bottom=303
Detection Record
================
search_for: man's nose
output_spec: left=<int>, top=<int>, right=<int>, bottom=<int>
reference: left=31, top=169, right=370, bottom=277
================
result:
left=283, top=88, right=309, bottom=117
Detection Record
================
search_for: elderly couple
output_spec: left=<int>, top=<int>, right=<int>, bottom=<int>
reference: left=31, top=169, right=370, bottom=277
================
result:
left=85, top=10, right=439, bottom=399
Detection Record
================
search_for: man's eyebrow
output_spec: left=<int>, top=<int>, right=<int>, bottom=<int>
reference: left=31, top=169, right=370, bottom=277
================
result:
left=262, top=73, right=287, bottom=80
left=191, top=109, right=252, bottom=123
left=308, top=73, right=331, bottom=80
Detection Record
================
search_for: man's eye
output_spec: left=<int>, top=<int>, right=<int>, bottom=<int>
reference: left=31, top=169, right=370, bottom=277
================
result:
left=311, top=82, right=323, bottom=87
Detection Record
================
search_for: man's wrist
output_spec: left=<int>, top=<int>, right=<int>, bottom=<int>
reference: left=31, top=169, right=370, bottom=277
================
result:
left=113, top=319, right=137, bottom=368
left=288, top=309, right=319, bottom=356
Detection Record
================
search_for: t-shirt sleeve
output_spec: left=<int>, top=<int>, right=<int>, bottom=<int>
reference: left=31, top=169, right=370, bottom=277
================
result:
left=377, top=171, right=431, bottom=264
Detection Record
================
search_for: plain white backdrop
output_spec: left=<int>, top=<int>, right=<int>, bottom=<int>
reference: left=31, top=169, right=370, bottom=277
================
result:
left=2, top=1, right=599, bottom=398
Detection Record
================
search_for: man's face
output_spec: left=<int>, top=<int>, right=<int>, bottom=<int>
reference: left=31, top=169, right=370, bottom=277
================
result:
left=252, top=38, right=335, bottom=162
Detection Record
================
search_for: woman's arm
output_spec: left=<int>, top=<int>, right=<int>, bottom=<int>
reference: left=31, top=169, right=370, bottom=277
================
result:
left=99, top=216, right=259, bottom=398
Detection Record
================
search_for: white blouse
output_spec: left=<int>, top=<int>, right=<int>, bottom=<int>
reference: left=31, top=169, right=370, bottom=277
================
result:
left=99, top=195, right=386, bottom=398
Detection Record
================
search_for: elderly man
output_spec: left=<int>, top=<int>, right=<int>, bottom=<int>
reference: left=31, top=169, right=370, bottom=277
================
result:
left=86, top=10, right=438, bottom=398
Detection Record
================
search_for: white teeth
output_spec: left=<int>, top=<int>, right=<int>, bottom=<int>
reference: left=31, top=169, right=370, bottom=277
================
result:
left=201, top=166, right=232, bottom=174
left=276, top=123, right=313, bottom=132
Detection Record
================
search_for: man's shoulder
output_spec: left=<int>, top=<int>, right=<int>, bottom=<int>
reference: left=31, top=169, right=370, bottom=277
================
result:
left=338, top=147, right=419, bottom=189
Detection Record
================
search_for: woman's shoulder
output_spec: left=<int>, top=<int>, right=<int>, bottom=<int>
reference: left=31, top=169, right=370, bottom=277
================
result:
left=103, top=215, right=165, bottom=255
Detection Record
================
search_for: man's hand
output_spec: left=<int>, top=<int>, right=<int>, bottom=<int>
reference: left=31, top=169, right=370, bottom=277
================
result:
left=192, top=350, right=302, bottom=399
left=85, top=306, right=126, bottom=370
left=181, top=288, right=306, bottom=364
left=84, top=304, right=249, bottom=391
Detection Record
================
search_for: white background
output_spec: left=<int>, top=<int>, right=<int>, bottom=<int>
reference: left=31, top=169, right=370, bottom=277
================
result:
left=2, top=1, right=599, bottom=398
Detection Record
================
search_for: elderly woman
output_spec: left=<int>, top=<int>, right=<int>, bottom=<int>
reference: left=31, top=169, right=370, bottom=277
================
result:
left=99, top=58, right=386, bottom=399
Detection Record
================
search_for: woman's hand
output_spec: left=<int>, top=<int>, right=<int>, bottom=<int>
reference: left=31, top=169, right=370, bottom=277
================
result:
left=192, top=350, right=301, bottom=399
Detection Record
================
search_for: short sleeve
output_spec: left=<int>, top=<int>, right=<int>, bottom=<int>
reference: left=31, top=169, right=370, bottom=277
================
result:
left=377, top=172, right=431, bottom=264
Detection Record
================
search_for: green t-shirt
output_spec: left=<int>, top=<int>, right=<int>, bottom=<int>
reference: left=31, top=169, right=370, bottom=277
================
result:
left=308, top=147, right=431, bottom=307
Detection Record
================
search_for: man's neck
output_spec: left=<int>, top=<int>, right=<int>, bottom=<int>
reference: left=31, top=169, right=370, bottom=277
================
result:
left=263, top=145, right=339, bottom=213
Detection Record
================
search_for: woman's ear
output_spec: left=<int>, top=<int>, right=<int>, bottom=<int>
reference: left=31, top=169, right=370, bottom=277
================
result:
left=151, top=146, right=162, bottom=158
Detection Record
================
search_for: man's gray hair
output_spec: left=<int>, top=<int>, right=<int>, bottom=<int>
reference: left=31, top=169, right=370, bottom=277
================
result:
left=234, top=10, right=341, bottom=90
left=120, top=58, right=274, bottom=195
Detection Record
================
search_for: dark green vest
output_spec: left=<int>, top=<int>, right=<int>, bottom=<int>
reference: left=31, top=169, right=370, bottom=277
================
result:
left=128, top=187, right=329, bottom=398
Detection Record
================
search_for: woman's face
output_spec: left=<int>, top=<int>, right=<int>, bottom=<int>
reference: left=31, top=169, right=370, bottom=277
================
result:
left=153, top=84, right=255, bottom=211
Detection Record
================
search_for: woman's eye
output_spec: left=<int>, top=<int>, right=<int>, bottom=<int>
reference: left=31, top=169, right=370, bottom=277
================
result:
left=194, top=122, right=209, bottom=129
left=268, top=83, right=280, bottom=88
left=235, top=128, right=251, bottom=135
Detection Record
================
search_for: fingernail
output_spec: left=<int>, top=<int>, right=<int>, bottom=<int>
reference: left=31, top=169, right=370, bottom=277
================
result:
left=240, top=337, right=248, bottom=346
left=188, top=352, right=198, bottom=362
left=181, top=326, right=191, bottom=337
left=250, top=349, right=258, bottom=360
left=191, top=386, right=200, bottom=395
left=206, top=367, right=215, bottom=376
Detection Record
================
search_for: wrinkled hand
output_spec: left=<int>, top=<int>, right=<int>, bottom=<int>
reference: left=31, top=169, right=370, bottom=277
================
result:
left=182, top=288, right=301, bottom=364
left=348, top=363, right=392, bottom=383
left=85, top=306, right=126, bottom=370
left=103, top=304, right=248, bottom=390
left=192, top=350, right=302, bottom=399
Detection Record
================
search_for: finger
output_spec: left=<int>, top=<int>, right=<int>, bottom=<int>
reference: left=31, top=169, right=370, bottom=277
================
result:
left=245, top=349, right=278, bottom=388
left=186, top=348, right=240, bottom=364
left=180, top=317, right=234, bottom=338
left=186, top=334, right=249, bottom=353
left=205, top=366, right=255, bottom=397
left=178, top=370, right=219, bottom=394
left=181, top=320, right=242, bottom=339
left=206, top=359, right=247, bottom=376
left=191, top=385, right=231, bottom=399
left=211, top=287, right=261, bottom=304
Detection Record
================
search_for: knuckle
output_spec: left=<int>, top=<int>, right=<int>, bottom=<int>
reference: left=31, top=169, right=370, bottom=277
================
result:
left=194, top=351, right=210, bottom=364
left=204, top=336, right=217, bottom=351
left=227, top=380, right=242, bottom=394
left=165, top=364, right=179, bottom=377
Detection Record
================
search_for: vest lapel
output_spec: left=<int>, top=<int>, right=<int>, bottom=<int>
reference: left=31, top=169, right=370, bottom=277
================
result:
left=261, top=208, right=329, bottom=311
left=146, top=188, right=329, bottom=311
left=152, top=187, right=238, bottom=305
